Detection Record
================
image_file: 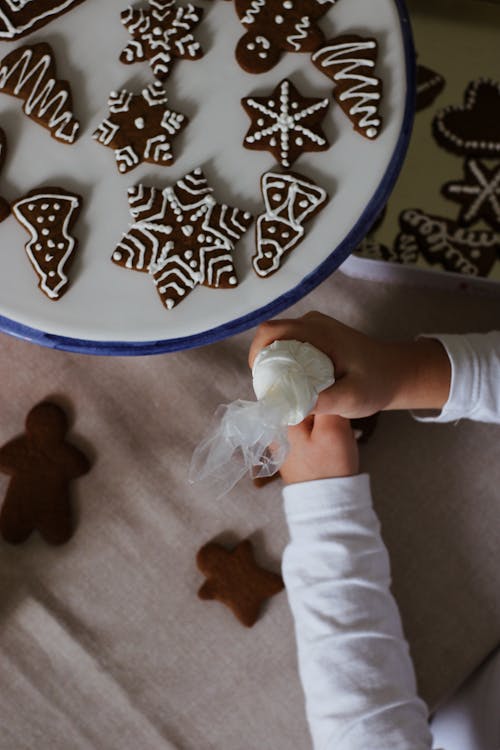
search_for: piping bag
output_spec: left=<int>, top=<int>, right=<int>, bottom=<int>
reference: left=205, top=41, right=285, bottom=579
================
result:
left=189, top=340, right=335, bottom=497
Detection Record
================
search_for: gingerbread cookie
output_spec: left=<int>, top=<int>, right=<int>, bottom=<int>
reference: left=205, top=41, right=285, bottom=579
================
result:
left=312, top=35, right=382, bottom=140
left=442, top=160, right=500, bottom=231
left=253, top=170, right=328, bottom=277
left=432, top=79, right=500, bottom=158
left=0, top=43, right=79, bottom=144
left=399, top=208, right=499, bottom=277
left=0, top=127, right=9, bottom=222
left=416, top=63, right=445, bottom=112
left=0, top=0, right=86, bottom=40
left=233, top=0, right=336, bottom=74
left=0, top=401, right=90, bottom=545
left=113, top=168, right=253, bottom=309
left=12, top=187, right=82, bottom=300
left=120, top=0, right=204, bottom=81
left=196, top=538, right=284, bottom=627
left=242, top=78, right=329, bottom=168
left=93, top=82, right=187, bottom=174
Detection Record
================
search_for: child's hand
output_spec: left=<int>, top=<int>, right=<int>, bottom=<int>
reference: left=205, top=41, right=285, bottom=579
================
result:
left=280, top=414, right=359, bottom=485
left=249, top=311, right=451, bottom=417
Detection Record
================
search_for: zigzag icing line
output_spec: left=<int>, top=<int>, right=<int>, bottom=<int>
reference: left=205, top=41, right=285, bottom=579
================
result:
left=287, top=16, right=311, bottom=51
left=241, top=0, right=265, bottom=25
left=0, top=49, right=79, bottom=142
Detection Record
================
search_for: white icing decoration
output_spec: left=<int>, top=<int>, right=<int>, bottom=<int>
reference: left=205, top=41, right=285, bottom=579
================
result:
left=0, top=0, right=82, bottom=41
left=241, top=0, right=266, bottom=25
left=287, top=15, right=311, bottom=51
left=275, top=15, right=284, bottom=23
left=0, top=47, right=80, bottom=142
left=135, top=117, right=146, bottom=129
left=312, top=38, right=381, bottom=138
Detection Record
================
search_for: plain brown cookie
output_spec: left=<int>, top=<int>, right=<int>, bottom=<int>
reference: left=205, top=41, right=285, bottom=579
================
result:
left=0, top=42, right=80, bottom=144
left=11, top=186, right=82, bottom=300
left=0, top=0, right=87, bottom=41
left=0, top=402, right=90, bottom=545
left=196, top=538, right=284, bottom=627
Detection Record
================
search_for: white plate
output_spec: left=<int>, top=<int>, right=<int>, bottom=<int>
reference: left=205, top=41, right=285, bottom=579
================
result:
left=0, top=0, right=414, bottom=353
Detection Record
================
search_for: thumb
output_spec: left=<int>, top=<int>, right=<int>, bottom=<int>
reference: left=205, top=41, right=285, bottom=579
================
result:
left=313, top=377, right=359, bottom=418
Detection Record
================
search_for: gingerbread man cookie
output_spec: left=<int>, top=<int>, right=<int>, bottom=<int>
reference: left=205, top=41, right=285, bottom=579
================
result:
left=120, top=0, right=204, bottom=81
left=242, top=78, right=330, bottom=168
left=0, top=42, right=79, bottom=144
left=233, top=0, right=336, bottom=74
left=196, top=538, right=284, bottom=627
left=253, top=170, right=328, bottom=277
left=312, top=35, right=383, bottom=140
left=93, top=82, right=187, bottom=174
left=113, top=168, right=253, bottom=310
left=0, top=402, right=90, bottom=545
left=12, top=187, right=82, bottom=300
left=0, top=0, right=87, bottom=41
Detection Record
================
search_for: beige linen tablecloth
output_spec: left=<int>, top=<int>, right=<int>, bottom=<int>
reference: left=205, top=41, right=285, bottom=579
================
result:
left=0, top=270, right=499, bottom=750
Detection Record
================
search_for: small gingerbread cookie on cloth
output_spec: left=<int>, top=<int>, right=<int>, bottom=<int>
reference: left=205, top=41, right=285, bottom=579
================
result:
left=120, top=0, right=204, bottom=81
left=233, top=0, right=337, bottom=74
left=93, top=82, right=187, bottom=173
left=0, top=0, right=87, bottom=41
left=0, top=402, right=90, bottom=545
left=11, top=186, right=82, bottom=300
left=242, top=78, right=330, bottom=168
left=196, top=538, right=284, bottom=627
left=0, top=43, right=80, bottom=144
left=442, top=160, right=500, bottom=231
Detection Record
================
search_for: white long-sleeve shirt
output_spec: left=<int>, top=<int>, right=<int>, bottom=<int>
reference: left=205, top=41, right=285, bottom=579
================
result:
left=282, top=332, right=500, bottom=750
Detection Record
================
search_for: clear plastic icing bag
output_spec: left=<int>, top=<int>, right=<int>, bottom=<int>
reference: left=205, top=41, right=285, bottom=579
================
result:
left=189, top=340, right=335, bottom=497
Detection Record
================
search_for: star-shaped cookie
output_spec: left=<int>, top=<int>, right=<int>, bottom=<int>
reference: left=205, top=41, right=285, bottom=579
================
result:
left=196, top=539, right=284, bottom=627
left=93, top=82, right=187, bottom=173
left=442, top=159, right=500, bottom=230
left=112, top=168, right=253, bottom=310
left=242, top=79, right=330, bottom=168
left=120, top=0, right=204, bottom=81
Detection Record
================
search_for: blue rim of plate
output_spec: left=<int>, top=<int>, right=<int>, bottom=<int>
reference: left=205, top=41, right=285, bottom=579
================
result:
left=0, top=1, right=416, bottom=356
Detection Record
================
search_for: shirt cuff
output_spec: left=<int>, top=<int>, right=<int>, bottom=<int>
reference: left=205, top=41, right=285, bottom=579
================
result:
left=412, top=334, right=479, bottom=423
left=283, top=473, right=372, bottom=519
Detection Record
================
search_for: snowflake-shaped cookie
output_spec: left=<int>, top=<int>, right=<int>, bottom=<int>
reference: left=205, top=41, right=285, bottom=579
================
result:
left=120, top=0, right=204, bottom=81
left=93, top=82, right=187, bottom=174
left=234, top=0, right=337, bottom=74
left=442, top=159, right=500, bottom=230
left=242, top=79, right=329, bottom=168
left=112, top=168, right=253, bottom=309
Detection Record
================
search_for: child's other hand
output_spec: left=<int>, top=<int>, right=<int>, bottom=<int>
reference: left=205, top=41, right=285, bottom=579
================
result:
left=280, top=414, right=359, bottom=485
left=249, top=311, right=451, bottom=417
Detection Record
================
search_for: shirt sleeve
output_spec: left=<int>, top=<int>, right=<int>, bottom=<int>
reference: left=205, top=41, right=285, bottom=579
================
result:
left=414, top=332, right=500, bottom=424
left=282, top=474, right=436, bottom=750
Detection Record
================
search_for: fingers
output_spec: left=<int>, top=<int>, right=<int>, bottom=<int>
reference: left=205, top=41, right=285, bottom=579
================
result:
left=248, top=317, right=305, bottom=368
left=311, top=413, right=352, bottom=438
left=287, top=415, right=314, bottom=445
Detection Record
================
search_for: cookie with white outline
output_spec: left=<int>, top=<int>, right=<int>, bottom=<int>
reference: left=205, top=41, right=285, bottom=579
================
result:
left=93, top=82, right=187, bottom=174
left=11, top=187, right=82, bottom=300
left=0, top=0, right=86, bottom=41
left=254, top=170, right=328, bottom=277
left=432, top=79, right=500, bottom=158
left=234, top=0, right=337, bottom=74
left=242, top=78, right=330, bottom=168
left=312, top=34, right=383, bottom=140
left=416, top=63, right=445, bottom=111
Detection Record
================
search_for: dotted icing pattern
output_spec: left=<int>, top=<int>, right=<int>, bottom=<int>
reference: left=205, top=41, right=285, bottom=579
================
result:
left=254, top=171, right=328, bottom=277
left=112, top=168, right=253, bottom=310
left=11, top=188, right=82, bottom=300
left=242, top=78, right=329, bottom=168
left=93, top=81, right=187, bottom=173
left=120, top=0, right=204, bottom=81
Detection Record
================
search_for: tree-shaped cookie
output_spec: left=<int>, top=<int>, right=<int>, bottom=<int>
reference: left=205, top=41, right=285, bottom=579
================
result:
left=0, top=402, right=90, bottom=545
left=112, top=168, right=253, bottom=309
left=93, top=82, right=187, bottom=173
left=312, top=35, right=383, bottom=140
left=196, top=539, right=284, bottom=627
left=233, top=0, right=336, bottom=74
left=0, top=43, right=80, bottom=144
left=11, top=187, right=82, bottom=300
left=120, top=0, right=204, bottom=81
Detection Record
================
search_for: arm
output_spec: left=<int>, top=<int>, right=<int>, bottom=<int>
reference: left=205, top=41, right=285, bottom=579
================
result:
left=279, top=417, right=434, bottom=749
